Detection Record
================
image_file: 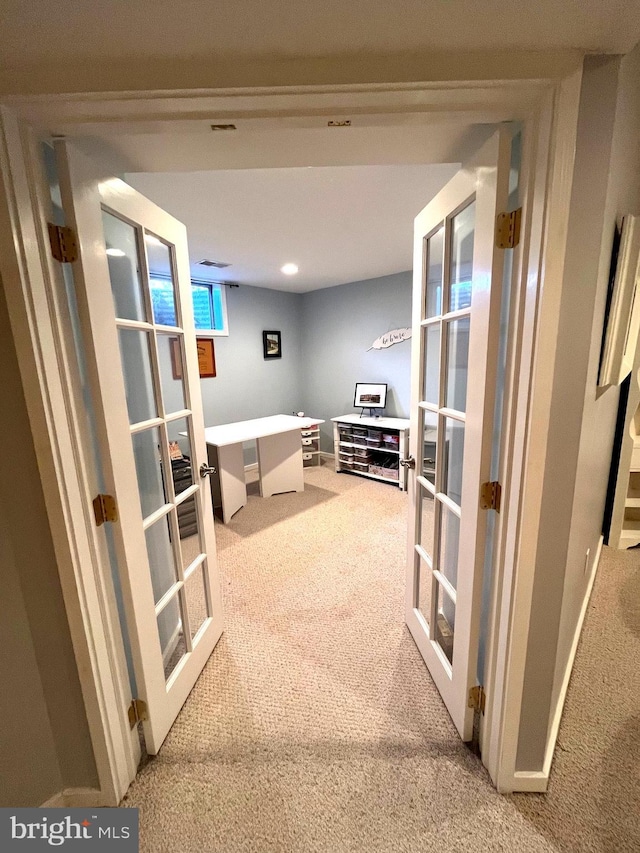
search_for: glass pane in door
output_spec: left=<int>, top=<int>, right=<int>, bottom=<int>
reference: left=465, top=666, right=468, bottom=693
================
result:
left=435, top=582, right=455, bottom=665
left=442, top=418, right=465, bottom=506
left=118, top=328, right=158, bottom=425
left=418, top=484, right=435, bottom=558
left=449, top=202, right=476, bottom=311
left=184, top=564, right=210, bottom=640
left=157, top=595, right=186, bottom=681
left=157, top=333, right=186, bottom=413
left=438, top=506, right=461, bottom=591
left=132, top=426, right=166, bottom=519
left=425, top=225, right=444, bottom=318
left=145, top=515, right=179, bottom=604
left=423, top=323, right=440, bottom=405
left=445, top=316, right=470, bottom=412
left=102, top=211, right=147, bottom=322
left=145, top=234, right=178, bottom=326
left=421, top=409, right=438, bottom=483
left=417, top=556, right=432, bottom=629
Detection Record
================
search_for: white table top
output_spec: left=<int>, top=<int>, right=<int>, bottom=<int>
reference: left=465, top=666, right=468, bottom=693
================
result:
left=202, top=415, right=324, bottom=447
left=331, top=414, right=410, bottom=430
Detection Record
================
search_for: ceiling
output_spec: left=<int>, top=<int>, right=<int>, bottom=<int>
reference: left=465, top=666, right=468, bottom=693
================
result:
left=128, top=163, right=460, bottom=292
left=2, top=0, right=640, bottom=68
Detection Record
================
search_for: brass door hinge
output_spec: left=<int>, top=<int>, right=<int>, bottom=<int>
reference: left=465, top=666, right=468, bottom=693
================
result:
left=47, top=222, right=78, bottom=263
left=480, top=480, right=502, bottom=512
left=495, top=208, right=522, bottom=249
left=93, top=493, right=118, bottom=526
left=128, top=698, right=148, bottom=729
left=468, top=685, right=486, bottom=715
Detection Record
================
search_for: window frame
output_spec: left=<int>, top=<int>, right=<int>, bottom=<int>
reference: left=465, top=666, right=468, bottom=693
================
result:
left=149, top=272, right=229, bottom=337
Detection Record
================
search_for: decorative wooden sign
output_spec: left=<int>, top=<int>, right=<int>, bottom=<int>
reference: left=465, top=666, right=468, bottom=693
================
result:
left=367, top=327, right=412, bottom=351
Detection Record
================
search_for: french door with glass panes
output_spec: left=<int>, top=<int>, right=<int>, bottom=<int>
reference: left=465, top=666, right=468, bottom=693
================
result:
left=405, top=129, right=511, bottom=741
left=55, top=141, right=224, bottom=754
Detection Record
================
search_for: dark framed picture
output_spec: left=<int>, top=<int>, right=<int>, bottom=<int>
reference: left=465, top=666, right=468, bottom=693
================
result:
left=263, top=330, right=282, bottom=359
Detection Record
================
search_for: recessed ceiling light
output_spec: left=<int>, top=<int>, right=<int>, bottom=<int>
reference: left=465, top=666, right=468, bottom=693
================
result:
left=281, top=263, right=299, bottom=275
left=106, top=247, right=126, bottom=257
left=144, top=234, right=163, bottom=247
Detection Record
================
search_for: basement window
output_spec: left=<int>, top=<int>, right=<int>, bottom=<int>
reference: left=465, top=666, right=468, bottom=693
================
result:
left=149, top=275, right=229, bottom=336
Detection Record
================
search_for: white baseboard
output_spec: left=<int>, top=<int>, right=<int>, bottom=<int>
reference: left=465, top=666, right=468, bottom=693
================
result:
left=499, top=536, right=603, bottom=794
left=541, top=534, right=603, bottom=778
left=41, top=787, right=103, bottom=807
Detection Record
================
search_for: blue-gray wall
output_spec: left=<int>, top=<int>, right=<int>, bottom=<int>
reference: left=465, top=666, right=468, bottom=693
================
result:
left=193, top=271, right=412, bottom=454
left=299, top=271, right=412, bottom=450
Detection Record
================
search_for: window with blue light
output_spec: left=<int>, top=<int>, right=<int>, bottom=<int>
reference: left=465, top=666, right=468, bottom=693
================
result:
left=149, top=274, right=228, bottom=335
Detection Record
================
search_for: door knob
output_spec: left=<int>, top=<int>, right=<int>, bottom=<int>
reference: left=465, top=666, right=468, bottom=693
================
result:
left=199, top=463, right=217, bottom=478
left=400, top=456, right=416, bottom=469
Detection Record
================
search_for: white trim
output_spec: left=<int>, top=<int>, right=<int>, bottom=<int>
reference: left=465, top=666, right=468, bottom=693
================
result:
left=482, top=67, right=585, bottom=793
left=493, top=535, right=602, bottom=793
left=41, top=788, right=104, bottom=808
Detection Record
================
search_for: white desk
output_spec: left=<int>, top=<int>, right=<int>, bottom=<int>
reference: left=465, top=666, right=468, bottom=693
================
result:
left=202, top=415, right=324, bottom=523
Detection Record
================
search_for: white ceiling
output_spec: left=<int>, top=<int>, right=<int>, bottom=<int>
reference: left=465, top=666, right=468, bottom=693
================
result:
left=2, top=0, right=640, bottom=67
left=127, top=164, right=459, bottom=292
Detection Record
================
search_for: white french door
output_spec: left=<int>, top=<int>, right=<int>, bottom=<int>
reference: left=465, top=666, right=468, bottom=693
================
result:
left=56, top=142, right=224, bottom=754
left=405, top=129, right=511, bottom=741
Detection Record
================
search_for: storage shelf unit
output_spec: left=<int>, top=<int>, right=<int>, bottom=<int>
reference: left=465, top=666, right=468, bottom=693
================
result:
left=331, top=415, right=410, bottom=490
left=301, top=421, right=321, bottom=467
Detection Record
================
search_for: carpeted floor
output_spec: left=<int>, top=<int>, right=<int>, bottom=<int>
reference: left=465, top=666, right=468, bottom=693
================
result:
left=122, top=462, right=640, bottom=852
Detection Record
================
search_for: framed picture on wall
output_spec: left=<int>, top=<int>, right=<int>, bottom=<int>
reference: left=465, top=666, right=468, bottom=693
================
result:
left=196, top=337, right=216, bottom=378
left=263, top=330, right=282, bottom=359
left=599, top=214, right=640, bottom=386
left=170, top=337, right=216, bottom=378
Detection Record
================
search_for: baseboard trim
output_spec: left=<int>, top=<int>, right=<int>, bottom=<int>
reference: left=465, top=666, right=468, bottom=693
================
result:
left=510, top=771, right=549, bottom=793
left=541, top=534, right=603, bottom=778
left=501, top=536, right=603, bottom=794
left=41, top=788, right=103, bottom=807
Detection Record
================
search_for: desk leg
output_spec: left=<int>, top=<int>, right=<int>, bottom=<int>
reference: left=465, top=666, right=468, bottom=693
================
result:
left=257, top=432, right=304, bottom=498
left=215, top=443, right=247, bottom=523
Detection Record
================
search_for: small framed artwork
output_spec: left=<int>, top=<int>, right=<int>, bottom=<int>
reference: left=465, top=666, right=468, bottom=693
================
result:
left=170, top=337, right=216, bottom=379
left=263, top=330, right=282, bottom=359
left=196, top=337, right=216, bottom=378
left=354, top=382, right=387, bottom=409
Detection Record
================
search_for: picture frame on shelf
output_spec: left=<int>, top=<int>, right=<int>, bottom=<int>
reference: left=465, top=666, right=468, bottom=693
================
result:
left=354, top=382, right=387, bottom=409
left=263, top=330, right=282, bottom=359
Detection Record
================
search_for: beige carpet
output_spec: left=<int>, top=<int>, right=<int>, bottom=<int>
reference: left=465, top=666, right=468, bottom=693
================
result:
left=122, top=463, right=640, bottom=852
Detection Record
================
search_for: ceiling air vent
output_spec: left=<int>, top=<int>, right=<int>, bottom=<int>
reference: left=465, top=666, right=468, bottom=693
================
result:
left=198, top=259, right=231, bottom=269
left=210, top=123, right=237, bottom=131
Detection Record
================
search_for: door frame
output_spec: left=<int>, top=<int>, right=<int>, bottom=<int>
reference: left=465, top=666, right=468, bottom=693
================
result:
left=0, top=66, right=582, bottom=801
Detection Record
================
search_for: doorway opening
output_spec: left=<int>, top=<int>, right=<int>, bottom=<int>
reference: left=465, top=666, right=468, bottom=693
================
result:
left=46, top=116, right=517, bottom=780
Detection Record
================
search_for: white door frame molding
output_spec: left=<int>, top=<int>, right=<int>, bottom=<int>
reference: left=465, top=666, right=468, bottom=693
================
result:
left=0, top=107, right=140, bottom=806
left=0, top=68, right=583, bottom=800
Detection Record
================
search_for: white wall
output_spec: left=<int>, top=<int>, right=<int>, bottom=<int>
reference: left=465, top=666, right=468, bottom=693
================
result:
left=555, top=44, right=640, bottom=707
left=516, top=49, right=640, bottom=771
left=0, top=279, right=98, bottom=805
